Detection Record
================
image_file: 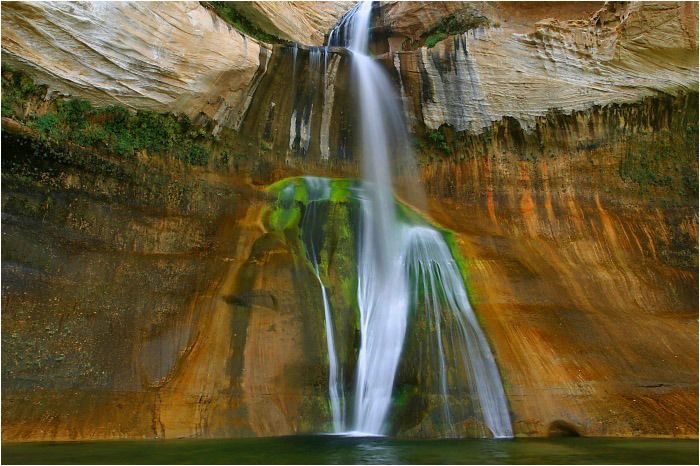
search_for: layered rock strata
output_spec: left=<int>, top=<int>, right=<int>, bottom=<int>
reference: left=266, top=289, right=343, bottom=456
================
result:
left=0, top=1, right=269, bottom=135
left=232, top=2, right=356, bottom=46
left=386, top=1, right=698, bottom=132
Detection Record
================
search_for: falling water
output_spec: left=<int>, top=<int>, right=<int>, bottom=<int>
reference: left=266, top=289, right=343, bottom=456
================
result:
left=403, top=226, right=513, bottom=438
left=330, top=0, right=413, bottom=436
left=299, top=177, right=345, bottom=432
left=316, top=0, right=513, bottom=438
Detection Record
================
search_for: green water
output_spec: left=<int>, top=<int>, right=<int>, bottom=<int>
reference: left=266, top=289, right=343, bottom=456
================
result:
left=2, top=436, right=697, bottom=464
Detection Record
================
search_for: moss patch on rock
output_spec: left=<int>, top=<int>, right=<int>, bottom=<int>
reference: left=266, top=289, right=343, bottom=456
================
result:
left=203, top=1, right=288, bottom=45
left=422, top=8, right=490, bottom=48
left=2, top=65, right=214, bottom=167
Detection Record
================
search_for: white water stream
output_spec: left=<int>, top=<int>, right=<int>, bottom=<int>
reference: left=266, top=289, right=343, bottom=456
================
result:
left=299, top=177, right=344, bottom=432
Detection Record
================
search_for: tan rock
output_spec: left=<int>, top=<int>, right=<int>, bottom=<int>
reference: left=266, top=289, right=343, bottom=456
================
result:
left=234, top=1, right=356, bottom=45
left=0, top=1, right=697, bottom=443
left=391, top=1, right=699, bottom=131
left=377, top=1, right=471, bottom=43
left=1, top=1, right=269, bottom=132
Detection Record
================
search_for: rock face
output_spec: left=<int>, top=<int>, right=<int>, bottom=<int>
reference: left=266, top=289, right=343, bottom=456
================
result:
left=0, top=1, right=358, bottom=135
left=1, top=1, right=698, bottom=442
left=387, top=1, right=698, bottom=131
left=3, top=2, right=696, bottom=145
left=411, top=93, right=699, bottom=438
left=376, top=0, right=473, bottom=43
left=234, top=1, right=356, bottom=45
left=1, top=1, right=269, bottom=134
left=1, top=125, right=333, bottom=440
left=375, top=1, right=606, bottom=42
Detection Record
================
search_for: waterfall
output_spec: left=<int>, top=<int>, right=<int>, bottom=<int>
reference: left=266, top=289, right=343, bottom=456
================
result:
left=403, top=226, right=513, bottom=438
left=313, top=0, right=513, bottom=438
left=299, top=177, right=345, bottom=432
left=333, top=1, right=409, bottom=436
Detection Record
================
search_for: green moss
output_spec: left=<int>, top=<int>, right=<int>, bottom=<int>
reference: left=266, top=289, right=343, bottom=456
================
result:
left=33, top=113, right=61, bottom=139
left=294, top=183, right=309, bottom=204
left=428, top=128, right=451, bottom=154
left=204, top=1, right=287, bottom=44
left=267, top=177, right=356, bottom=205
left=319, top=203, right=354, bottom=284
left=329, top=179, right=354, bottom=203
left=618, top=126, right=698, bottom=198
left=422, top=9, right=490, bottom=48
left=2, top=67, right=213, bottom=167
left=441, top=229, right=473, bottom=298
left=269, top=205, right=302, bottom=232
left=395, top=201, right=429, bottom=226
left=1, top=63, right=46, bottom=118
left=425, top=32, right=448, bottom=48
left=179, top=144, right=209, bottom=166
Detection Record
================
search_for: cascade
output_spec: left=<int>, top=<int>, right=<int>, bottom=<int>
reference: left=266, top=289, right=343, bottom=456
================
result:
left=299, top=177, right=345, bottom=432
left=298, top=0, right=514, bottom=438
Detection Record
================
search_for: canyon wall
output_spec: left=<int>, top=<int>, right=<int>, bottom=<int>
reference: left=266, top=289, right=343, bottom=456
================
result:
left=0, top=1, right=271, bottom=136
left=231, top=1, right=355, bottom=45
left=390, top=2, right=698, bottom=132
left=3, top=1, right=696, bottom=159
left=1, top=1, right=698, bottom=440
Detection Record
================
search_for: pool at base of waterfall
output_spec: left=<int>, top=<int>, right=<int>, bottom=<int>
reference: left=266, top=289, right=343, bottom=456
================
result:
left=3, top=437, right=697, bottom=464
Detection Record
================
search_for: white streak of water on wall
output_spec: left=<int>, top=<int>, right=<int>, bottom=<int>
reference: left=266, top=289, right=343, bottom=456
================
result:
left=393, top=52, right=417, bottom=130
left=288, top=47, right=324, bottom=155
left=299, top=177, right=345, bottom=431
left=320, top=54, right=340, bottom=160
left=288, top=110, right=298, bottom=150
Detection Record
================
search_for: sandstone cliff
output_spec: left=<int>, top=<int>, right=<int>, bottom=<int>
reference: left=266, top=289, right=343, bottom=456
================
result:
left=3, top=1, right=696, bottom=141
left=232, top=1, right=356, bottom=45
left=1, top=1, right=269, bottom=135
left=384, top=1, right=698, bottom=132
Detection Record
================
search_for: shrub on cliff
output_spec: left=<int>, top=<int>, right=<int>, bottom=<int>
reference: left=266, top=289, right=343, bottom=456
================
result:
left=423, top=8, right=490, bottom=48
left=2, top=67, right=213, bottom=167
left=1, top=64, right=46, bottom=119
left=204, top=1, right=286, bottom=44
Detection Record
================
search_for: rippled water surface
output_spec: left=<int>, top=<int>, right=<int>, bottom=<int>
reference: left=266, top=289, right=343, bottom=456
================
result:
left=3, top=436, right=697, bottom=464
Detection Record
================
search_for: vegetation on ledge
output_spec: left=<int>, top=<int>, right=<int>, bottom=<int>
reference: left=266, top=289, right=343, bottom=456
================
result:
left=2, top=65, right=214, bottom=166
left=423, top=9, right=490, bottom=48
left=415, top=125, right=453, bottom=156
left=265, top=176, right=479, bottom=315
left=203, top=1, right=287, bottom=45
